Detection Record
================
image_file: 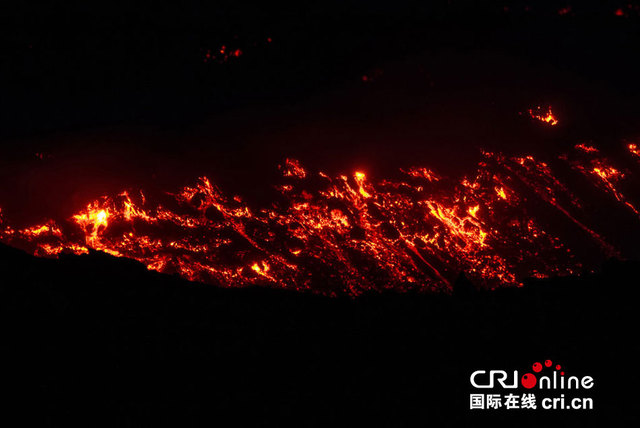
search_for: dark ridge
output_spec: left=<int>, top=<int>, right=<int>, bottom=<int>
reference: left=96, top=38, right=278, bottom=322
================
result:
left=0, top=243, right=637, bottom=426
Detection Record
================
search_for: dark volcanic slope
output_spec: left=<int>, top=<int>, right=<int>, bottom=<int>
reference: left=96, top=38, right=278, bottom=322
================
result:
left=0, top=243, right=637, bottom=426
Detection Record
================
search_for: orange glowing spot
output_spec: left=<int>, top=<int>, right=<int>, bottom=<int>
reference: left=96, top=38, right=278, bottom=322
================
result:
left=528, top=106, right=558, bottom=126
left=73, top=206, right=109, bottom=245
left=330, top=209, right=350, bottom=227
left=251, top=261, right=271, bottom=276
left=354, top=171, right=371, bottom=198
left=628, top=143, right=640, bottom=157
left=592, top=166, right=621, bottom=181
left=468, top=205, right=480, bottom=217
left=495, top=187, right=507, bottom=200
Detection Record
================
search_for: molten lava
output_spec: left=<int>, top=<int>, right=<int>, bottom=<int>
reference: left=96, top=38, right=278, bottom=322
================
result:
left=2, top=143, right=639, bottom=296
left=528, top=106, right=559, bottom=126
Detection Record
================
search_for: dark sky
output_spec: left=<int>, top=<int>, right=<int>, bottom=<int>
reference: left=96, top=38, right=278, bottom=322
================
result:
left=2, top=1, right=640, bottom=136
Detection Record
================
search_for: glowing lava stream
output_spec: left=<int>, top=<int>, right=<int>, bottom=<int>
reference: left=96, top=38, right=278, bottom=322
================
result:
left=1, top=144, right=639, bottom=296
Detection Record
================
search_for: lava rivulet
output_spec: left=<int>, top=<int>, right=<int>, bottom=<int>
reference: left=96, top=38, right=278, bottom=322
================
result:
left=2, top=145, right=639, bottom=296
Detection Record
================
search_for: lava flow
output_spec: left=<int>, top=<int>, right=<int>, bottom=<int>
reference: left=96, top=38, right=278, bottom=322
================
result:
left=2, top=144, right=640, bottom=296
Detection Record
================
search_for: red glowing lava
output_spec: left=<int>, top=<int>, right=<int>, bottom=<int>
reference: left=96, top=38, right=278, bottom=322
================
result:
left=1, top=142, right=640, bottom=295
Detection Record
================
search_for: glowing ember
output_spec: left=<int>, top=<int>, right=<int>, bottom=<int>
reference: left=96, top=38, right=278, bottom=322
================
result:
left=2, top=143, right=640, bottom=295
left=203, top=45, right=244, bottom=64
left=528, top=106, right=559, bottom=126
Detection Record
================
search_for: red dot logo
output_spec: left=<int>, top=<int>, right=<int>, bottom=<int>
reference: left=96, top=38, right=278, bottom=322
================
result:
left=556, top=364, right=561, bottom=370
left=532, top=362, right=542, bottom=372
left=544, top=359, right=552, bottom=367
left=521, top=373, right=537, bottom=389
